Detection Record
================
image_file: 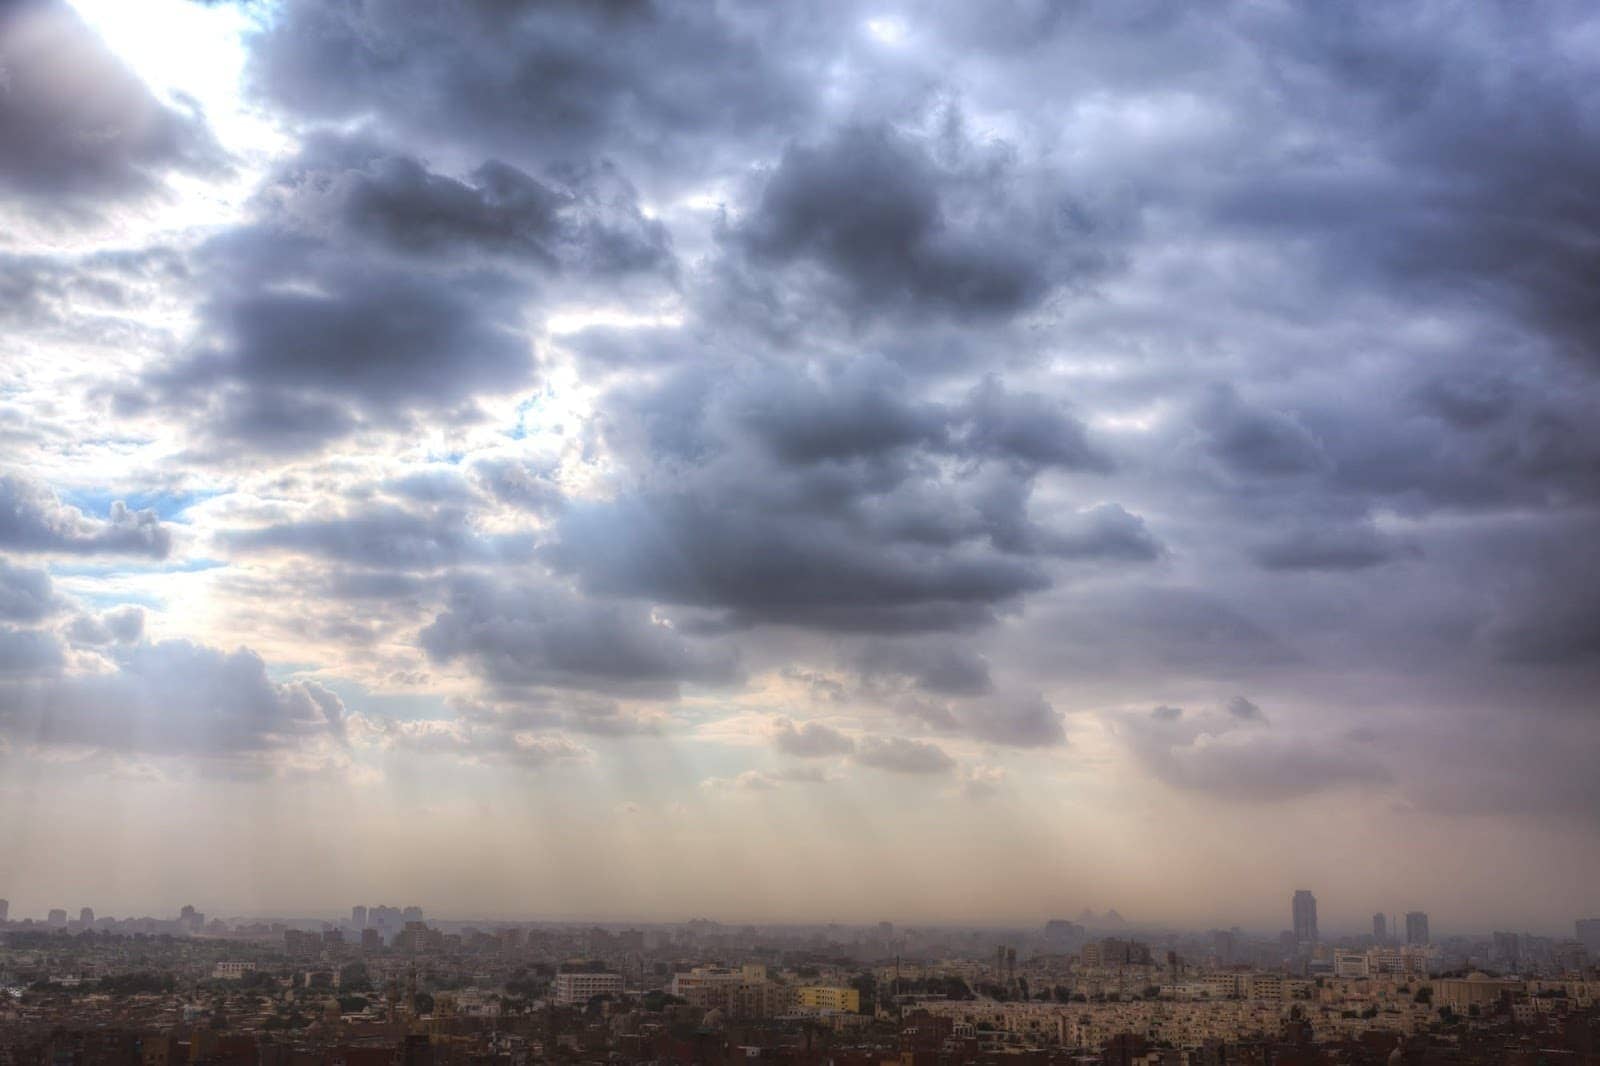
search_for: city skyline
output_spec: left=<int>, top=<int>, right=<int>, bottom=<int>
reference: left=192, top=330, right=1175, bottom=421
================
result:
left=3, top=0, right=1600, bottom=934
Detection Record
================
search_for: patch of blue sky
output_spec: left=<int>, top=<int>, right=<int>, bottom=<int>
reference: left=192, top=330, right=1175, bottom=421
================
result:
left=59, top=487, right=221, bottom=522
left=48, top=558, right=226, bottom=578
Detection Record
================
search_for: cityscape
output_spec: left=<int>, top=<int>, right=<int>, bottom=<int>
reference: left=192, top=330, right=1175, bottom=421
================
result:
left=4, top=0, right=1600, bottom=1064
left=3, top=894, right=1599, bottom=1065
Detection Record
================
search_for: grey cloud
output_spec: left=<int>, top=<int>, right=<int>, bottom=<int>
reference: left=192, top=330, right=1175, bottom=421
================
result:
left=472, top=458, right=564, bottom=513
left=0, top=626, right=63, bottom=677
left=1226, top=696, right=1264, bottom=721
left=353, top=711, right=589, bottom=770
left=222, top=505, right=532, bottom=569
left=65, top=606, right=145, bottom=646
left=138, top=131, right=676, bottom=452
left=0, top=559, right=57, bottom=622
left=735, top=122, right=1107, bottom=320
left=1251, top=523, right=1416, bottom=572
left=269, top=134, right=670, bottom=275
left=1117, top=704, right=1388, bottom=802
left=856, top=638, right=993, bottom=697
left=0, top=639, right=345, bottom=757
left=0, top=0, right=223, bottom=212
left=547, top=360, right=1157, bottom=633
left=854, top=734, right=957, bottom=775
left=961, top=378, right=1110, bottom=471
left=1201, top=388, right=1328, bottom=479
left=420, top=575, right=740, bottom=696
left=249, top=0, right=812, bottom=185
left=958, top=692, right=1065, bottom=748
left=0, top=473, right=171, bottom=558
left=770, top=716, right=855, bottom=758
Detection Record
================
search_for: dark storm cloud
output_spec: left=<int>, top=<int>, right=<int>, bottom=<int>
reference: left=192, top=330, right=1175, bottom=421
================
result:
left=0, top=639, right=345, bottom=757
left=546, top=359, right=1156, bottom=632
left=0, top=473, right=171, bottom=558
left=0, top=0, right=222, bottom=213
left=249, top=0, right=811, bottom=177
left=1223, top=2, right=1600, bottom=366
left=0, top=559, right=57, bottom=623
left=142, top=135, right=674, bottom=453
left=420, top=575, right=740, bottom=696
left=1250, top=523, right=1416, bottom=572
left=270, top=133, right=670, bottom=274
left=730, top=122, right=1112, bottom=321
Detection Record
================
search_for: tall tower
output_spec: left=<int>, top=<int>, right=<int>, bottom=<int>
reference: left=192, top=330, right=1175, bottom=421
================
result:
left=1405, top=911, right=1429, bottom=946
left=1292, top=890, right=1318, bottom=945
left=1372, top=913, right=1386, bottom=943
left=352, top=905, right=368, bottom=929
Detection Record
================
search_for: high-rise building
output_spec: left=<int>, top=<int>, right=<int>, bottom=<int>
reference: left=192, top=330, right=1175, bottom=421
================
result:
left=78, top=907, right=94, bottom=926
left=352, top=905, right=368, bottom=929
left=0, top=899, right=8, bottom=922
left=1578, top=919, right=1600, bottom=954
left=1372, top=913, right=1386, bottom=943
left=1492, top=931, right=1520, bottom=967
left=1292, top=890, right=1318, bottom=945
left=48, top=908, right=68, bottom=927
left=1405, top=911, right=1429, bottom=946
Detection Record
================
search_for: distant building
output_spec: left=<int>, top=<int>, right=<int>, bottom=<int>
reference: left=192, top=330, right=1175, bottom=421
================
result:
left=1405, top=911, right=1429, bottom=946
left=795, top=985, right=861, bottom=1013
left=1492, top=931, right=1520, bottom=967
left=78, top=907, right=94, bottom=926
left=554, top=971, right=623, bottom=1006
left=1333, top=950, right=1370, bottom=978
left=1372, top=913, right=1386, bottom=942
left=1577, top=918, right=1600, bottom=954
left=48, top=908, right=67, bottom=927
left=361, top=927, right=381, bottom=952
left=0, top=899, right=8, bottom=922
left=352, top=905, right=368, bottom=929
left=213, top=961, right=257, bottom=979
left=1292, top=890, right=1318, bottom=945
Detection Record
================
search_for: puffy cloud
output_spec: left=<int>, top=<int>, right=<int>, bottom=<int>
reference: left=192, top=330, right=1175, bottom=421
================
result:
left=770, top=716, right=855, bottom=758
left=65, top=606, right=145, bottom=646
left=734, top=123, right=1111, bottom=320
left=0, top=640, right=345, bottom=759
left=420, top=575, right=740, bottom=696
left=221, top=505, right=533, bottom=569
left=1114, top=702, right=1388, bottom=802
left=854, top=735, right=956, bottom=775
left=0, top=473, right=171, bottom=558
left=0, top=0, right=222, bottom=212
left=0, top=559, right=57, bottom=622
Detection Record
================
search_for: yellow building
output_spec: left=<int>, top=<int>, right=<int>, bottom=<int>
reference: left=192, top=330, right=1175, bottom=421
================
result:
left=796, top=985, right=861, bottom=1013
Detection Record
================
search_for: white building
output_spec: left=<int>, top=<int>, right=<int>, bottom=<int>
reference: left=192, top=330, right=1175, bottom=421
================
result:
left=553, top=971, right=624, bottom=1006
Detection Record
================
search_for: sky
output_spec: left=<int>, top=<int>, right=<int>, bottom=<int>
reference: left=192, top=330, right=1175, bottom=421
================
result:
left=0, top=0, right=1597, bottom=936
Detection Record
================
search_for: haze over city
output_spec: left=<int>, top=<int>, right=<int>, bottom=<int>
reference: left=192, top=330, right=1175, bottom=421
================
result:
left=2, top=0, right=1599, bottom=944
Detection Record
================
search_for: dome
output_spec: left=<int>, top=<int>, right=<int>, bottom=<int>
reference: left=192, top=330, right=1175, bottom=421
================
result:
left=1467, top=971, right=1490, bottom=982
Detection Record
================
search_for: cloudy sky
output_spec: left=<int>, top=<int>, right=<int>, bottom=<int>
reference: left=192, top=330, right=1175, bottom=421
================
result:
left=1, top=0, right=1598, bottom=933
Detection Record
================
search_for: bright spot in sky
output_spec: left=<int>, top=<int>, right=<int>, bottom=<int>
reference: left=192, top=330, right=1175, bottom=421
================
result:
left=864, top=16, right=908, bottom=45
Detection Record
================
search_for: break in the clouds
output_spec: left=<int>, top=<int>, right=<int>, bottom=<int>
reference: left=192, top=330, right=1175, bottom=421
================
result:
left=1, top=0, right=1598, bottom=928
